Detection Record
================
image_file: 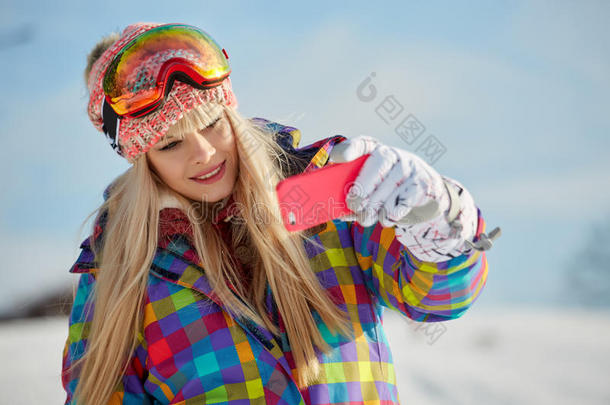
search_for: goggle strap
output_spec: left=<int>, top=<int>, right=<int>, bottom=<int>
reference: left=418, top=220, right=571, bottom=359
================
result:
left=101, top=98, right=123, bottom=156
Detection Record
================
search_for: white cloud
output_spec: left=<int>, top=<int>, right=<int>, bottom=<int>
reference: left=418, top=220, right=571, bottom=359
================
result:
left=473, top=163, right=610, bottom=220
left=252, top=14, right=610, bottom=182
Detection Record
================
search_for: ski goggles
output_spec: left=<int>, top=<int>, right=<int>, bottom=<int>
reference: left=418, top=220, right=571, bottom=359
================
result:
left=102, top=23, right=231, bottom=118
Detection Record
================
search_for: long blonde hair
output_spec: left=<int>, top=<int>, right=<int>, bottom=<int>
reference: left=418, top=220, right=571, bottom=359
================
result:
left=68, top=102, right=354, bottom=404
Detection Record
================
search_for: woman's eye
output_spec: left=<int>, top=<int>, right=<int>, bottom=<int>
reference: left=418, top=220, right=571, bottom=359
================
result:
left=161, top=141, right=180, bottom=151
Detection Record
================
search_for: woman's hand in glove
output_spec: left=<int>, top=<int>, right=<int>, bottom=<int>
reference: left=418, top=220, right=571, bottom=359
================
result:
left=329, top=135, right=480, bottom=262
left=329, top=135, right=447, bottom=228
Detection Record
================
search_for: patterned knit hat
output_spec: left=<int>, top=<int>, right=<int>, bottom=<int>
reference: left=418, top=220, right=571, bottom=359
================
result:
left=87, top=22, right=238, bottom=164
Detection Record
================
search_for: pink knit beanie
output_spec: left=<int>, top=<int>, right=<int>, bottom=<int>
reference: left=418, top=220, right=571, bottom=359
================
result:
left=86, top=22, right=238, bottom=164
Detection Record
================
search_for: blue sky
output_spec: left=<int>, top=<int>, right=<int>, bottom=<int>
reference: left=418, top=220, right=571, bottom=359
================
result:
left=0, top=0, right=608, bottom=314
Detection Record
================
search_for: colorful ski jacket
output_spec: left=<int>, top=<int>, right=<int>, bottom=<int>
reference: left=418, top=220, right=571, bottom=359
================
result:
left=62, top=118, right=490, bottom=404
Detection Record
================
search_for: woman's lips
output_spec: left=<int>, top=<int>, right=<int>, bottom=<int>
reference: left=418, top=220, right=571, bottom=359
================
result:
left=191, top=160, right=225, bottom=178
left=190, top=161, right=226, bottom=184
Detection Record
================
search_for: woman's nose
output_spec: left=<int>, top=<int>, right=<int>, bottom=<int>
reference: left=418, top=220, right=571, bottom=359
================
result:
left=190, top=132, right=216, bottom=163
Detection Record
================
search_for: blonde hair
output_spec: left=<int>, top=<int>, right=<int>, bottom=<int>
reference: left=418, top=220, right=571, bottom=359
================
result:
left=68, top=102, right=354, bottom=403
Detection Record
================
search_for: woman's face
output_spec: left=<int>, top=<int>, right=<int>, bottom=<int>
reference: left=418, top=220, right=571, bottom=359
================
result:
left=147, top=111, right=239, bottom=203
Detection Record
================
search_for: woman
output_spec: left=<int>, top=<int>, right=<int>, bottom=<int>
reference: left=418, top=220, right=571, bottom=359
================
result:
left=62, top=22, right=498, bottom=404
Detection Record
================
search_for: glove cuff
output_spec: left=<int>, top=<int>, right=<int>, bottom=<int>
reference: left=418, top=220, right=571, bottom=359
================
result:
left=395, top=176, right=479, bottom=262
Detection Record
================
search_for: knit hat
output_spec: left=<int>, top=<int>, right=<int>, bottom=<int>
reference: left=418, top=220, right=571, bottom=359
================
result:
left=86, top=22, right=238, bottom=164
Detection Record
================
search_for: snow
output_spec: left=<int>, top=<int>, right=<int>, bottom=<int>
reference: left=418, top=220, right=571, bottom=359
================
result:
left=1, top=316, right=68, bottom=404
left=383, top=307, right=610, bottom=405
left=2, top=308, right=609, bottom=404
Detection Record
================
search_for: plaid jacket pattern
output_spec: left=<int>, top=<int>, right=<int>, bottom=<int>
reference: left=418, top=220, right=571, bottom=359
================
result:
left=62, top=118, right=489, bottom=404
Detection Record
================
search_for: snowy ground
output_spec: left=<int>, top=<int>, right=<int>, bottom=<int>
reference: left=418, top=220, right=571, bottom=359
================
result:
left=383, top=307, right=610, bottom=405
left=2, top=307, right=609, bottom=404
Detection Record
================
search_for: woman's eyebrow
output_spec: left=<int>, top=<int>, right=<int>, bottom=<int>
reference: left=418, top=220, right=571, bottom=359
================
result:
left=156, top=134, right=179, bottom=148
left=201, top=116, right=221, bottom=131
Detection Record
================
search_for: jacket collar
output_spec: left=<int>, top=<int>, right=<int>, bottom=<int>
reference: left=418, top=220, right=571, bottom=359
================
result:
left=157, top=191, right=236, bottom=246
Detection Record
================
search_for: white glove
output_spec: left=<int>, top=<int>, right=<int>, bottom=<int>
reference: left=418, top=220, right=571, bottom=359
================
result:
left=329, top=135, right=480, bottom=262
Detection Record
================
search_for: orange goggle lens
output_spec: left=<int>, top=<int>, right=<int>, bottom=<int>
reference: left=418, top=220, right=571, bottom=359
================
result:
left=102, top=24, right=231, bottom=117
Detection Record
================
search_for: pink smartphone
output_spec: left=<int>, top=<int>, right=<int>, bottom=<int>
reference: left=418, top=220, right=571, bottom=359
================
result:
left=276, top=153, right=371, bottom=232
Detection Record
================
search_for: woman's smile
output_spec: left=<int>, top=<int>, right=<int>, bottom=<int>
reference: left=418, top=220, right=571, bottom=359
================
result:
left=190, top=160, right=226, bottom=184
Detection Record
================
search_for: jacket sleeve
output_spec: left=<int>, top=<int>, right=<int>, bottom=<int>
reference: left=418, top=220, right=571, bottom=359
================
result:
left=349, top=207, right=489, bottom=322
left=62, top=258, right=151, bottom=403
